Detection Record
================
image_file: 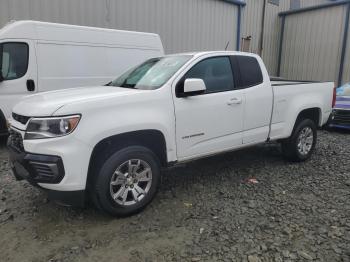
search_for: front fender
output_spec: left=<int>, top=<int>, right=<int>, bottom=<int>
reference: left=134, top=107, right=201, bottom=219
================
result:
left=54, top=88, right=177, bottom=162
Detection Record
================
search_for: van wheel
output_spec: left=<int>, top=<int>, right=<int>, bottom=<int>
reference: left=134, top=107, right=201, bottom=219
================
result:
left=92, top=146, right=161, bottom=216
left=0, top=135, right=8, bottom=145
left=281, top=119, right=317, bottom=162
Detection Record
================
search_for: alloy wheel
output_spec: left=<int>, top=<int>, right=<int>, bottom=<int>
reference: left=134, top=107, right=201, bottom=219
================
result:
left=297, top=126, right=314, bottom=156
left=110, top=159, right=153, bottom=206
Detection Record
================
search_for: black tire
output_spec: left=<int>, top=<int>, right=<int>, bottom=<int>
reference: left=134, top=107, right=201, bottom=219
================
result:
left=91, top=146, right=161, bottom=217
left=281, top=119, right=317, bottom=162
left=0, top=135, right=8, bottom=145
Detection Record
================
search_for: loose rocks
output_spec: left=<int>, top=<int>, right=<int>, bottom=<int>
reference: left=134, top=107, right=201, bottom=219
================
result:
left=0, top=130, right=349, bottom=261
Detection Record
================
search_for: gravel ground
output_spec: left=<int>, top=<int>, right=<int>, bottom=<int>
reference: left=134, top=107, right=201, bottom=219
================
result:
left=0, top=130, right=349, bottom=262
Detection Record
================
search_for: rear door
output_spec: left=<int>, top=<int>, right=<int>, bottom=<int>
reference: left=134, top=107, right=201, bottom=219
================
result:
left=231, top=55, right=273, bottom=144
left=173, top=55, right=245, bottom=160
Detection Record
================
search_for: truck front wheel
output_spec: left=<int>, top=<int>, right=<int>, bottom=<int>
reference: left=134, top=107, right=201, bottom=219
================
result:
left=281, top=119, right=317, bottom=162
left=92, top=146, right=161, bottom=216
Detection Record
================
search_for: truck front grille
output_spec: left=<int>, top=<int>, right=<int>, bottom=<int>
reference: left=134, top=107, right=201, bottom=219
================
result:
left=12, top=113, right=30, bottom=125
left=332, top=109, right=350, bottom=126
left=8, top=129, right=24, bottom=152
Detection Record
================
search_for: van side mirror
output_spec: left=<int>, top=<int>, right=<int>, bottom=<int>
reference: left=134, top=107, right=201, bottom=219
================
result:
left=183, top=78, right=206, bottom=96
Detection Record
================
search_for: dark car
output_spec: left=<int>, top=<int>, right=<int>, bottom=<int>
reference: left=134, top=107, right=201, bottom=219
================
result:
left=329, top=84, right=350, bottom=130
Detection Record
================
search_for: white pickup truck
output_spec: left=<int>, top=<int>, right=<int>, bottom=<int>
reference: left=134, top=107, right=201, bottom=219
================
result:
left=8, top=51, right=335, bottom=216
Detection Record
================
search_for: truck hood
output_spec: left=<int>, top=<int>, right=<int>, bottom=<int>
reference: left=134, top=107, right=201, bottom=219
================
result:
left=12, top=86, right=137, bottom=116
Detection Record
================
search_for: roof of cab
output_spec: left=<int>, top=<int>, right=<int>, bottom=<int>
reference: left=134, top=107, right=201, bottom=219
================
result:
left=0, top=20, right=163, bottom=51
left=167, top=50, right=260, bottom=58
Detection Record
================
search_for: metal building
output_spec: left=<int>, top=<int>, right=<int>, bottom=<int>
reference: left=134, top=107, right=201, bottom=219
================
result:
left=0, top=0, right=245, bottom=53
left=241, top=0, right=331, bottom=75
left=0, top=0, right=346, bottom=84
left=277, top=0, right=350, bottom=86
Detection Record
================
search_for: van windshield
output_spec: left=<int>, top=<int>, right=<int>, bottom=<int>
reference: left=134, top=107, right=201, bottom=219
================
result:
left=109, top=55, right=192, bottom=90
left=0, top=42, right=29, bottom=81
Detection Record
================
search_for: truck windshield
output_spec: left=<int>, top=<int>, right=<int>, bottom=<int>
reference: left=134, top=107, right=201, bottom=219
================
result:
left=109, top=55, right=192, bottom=90
left=0, top=42, right=29, bottom=81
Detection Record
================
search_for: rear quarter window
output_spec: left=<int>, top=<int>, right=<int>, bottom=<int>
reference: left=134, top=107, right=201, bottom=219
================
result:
left=235, top=56, right=263, bottom=88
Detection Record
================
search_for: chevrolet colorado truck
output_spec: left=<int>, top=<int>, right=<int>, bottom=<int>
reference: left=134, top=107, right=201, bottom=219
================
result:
left=7, top=51, right=335, bottom=216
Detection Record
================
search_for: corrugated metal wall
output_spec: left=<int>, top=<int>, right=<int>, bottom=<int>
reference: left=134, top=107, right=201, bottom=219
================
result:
left=260, top=0, right=290, bottom=75
left=0, top=0, right=239, bottom=53
left=342, top=13, right=350, bottom=84
left=1, top=0, right=344, bottom=82
left=241, top=0, right=264, bottom=54
left=280, top=5, right=347, bottom=83
left=242, top=0, right=332, bottom=75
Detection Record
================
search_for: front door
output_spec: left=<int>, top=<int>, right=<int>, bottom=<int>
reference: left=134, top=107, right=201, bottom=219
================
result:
left=173, top=56, right=245, bottom=160
left=0, top=40, right=37, bottom=118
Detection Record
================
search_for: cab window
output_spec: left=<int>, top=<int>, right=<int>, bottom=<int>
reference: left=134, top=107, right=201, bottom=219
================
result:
left=183, top=56, right=234, bottom=94
left=0, top=43, right=29, bottom=81
left=234, top=56, right=263, bottom=88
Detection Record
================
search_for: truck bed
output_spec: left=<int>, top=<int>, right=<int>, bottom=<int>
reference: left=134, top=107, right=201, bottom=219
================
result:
left=268, top=78, right=334, bottom=140
left=270, top=77, right=322, bottom=86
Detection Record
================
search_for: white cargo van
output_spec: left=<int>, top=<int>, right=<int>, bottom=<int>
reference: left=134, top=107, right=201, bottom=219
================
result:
left=0, top=20, right=164, bottom=136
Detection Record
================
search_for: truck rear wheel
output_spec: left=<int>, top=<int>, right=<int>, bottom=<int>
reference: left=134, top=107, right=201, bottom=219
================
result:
left=281, top=119, right=317, bottom=162
left=92, top=146, right=161, bottom=216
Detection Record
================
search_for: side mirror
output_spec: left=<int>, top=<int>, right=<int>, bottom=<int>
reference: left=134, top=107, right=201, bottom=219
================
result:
left=183, top=78, right=206, bottom=96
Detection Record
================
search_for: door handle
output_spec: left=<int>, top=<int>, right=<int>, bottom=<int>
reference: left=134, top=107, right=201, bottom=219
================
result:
left=26, top=79, right=35, bottom=92
left=227, top=97, right=242, bottom=105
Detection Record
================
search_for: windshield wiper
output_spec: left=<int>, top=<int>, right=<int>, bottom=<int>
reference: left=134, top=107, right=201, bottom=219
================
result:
left=117, top=78, right=137, bottom=89
left=120, top=83, right=137, bottom=89
left=106, top=79, right=137, bottom=89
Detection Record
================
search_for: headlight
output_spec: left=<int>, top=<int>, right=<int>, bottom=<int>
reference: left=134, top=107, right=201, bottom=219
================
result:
left=24, top=115, right=81, bottom=139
